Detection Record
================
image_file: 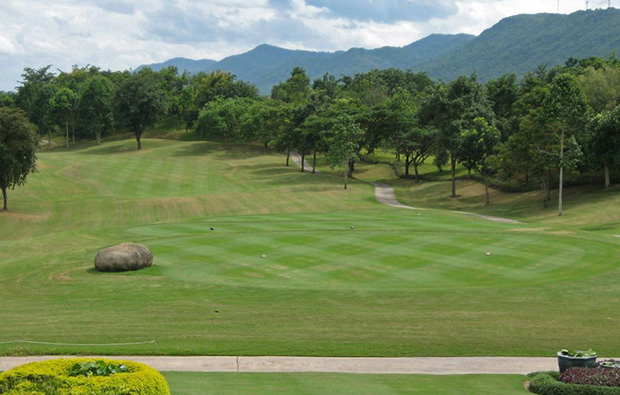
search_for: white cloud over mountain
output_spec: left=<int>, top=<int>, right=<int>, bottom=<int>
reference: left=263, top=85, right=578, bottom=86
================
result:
left=0, top=0, right=612, bottom=90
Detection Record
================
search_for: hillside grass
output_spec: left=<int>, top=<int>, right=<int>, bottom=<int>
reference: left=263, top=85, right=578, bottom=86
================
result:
left=163, top=373, right=529, bottom=395
left=0, top=138, right=619, bottom=357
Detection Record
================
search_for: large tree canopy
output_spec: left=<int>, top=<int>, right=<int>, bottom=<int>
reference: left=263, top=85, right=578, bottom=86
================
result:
left=0, top=108, right=38, bottom=211
left=115, top=70, right=168, bottom=150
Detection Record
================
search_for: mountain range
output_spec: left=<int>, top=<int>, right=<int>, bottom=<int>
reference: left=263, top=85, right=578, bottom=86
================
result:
left=137, top=8, right=620, bottom=94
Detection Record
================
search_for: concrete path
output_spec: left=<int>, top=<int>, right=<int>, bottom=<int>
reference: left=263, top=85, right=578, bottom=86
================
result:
left=290, top=152, right=320, bottom=174
left=373, top=182, right=424, bottom=210
left=373, top=182, right=521, bottom=224
left=0, top=356, right=562, bottom=375
left=288, top=154, right=520, bottom=224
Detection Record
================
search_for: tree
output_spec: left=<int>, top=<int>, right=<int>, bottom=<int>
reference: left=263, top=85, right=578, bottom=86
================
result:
left=577, top=66, right=620, bottom=114
left=325, top=115, right=365, bottom=189
left=419, top=75, right=493, bottom=198
left=542, top=73, right=589, bottom=216
left=0, top=108, right=38, bottom=211
left=115, top=71, right=168, bottom=150
left=195, top=96, right=254, bottom=139
left=486, top=74, right=519, bottom=140
left=15, top=66, right=57, bottom=144
left=271, top=67, right=311, bottom=104
left=383, top=89, right=436, bottom=181
left=0, top=91, right=15, bottom=107
left=48, top=88, right=78, bottom=148
left=590, top=105, right=620, bottom=188
left=458, top=118, right=500, bottom=205
left=78, top=76, right=115, bottom=145
left=179, top=85, right=197, bottom=131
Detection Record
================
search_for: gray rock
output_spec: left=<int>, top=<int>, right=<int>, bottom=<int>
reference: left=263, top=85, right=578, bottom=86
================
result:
left=95, top=243, right=153, bottom=272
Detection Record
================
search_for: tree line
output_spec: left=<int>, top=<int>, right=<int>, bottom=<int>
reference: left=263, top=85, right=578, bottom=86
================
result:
left=0, top=57, right=619, bottom=214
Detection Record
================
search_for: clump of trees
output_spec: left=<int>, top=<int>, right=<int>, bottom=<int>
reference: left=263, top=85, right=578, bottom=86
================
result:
left=2, top=55, right=619, bottom=215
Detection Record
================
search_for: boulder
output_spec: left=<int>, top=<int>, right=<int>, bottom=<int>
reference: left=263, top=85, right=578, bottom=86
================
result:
left=95, top=243, right=153, bottom=272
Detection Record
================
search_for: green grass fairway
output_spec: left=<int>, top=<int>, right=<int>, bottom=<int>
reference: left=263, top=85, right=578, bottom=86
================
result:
left=163, top=373, right=529, bottom=395
left=1, top=139, right=619, bottom=357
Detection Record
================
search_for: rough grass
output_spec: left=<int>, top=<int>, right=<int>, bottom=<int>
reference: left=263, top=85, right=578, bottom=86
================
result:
left=0, top=138, right=619, bottom=357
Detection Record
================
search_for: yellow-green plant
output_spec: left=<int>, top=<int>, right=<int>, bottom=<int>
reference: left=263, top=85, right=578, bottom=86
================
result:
left=0, top=358, right=170, bottom=395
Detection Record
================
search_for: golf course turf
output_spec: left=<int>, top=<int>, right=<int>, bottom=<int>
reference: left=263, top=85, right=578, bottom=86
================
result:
left=162, top=372, right=529, bottom=394
left=1, top=138, right=619, bottom=357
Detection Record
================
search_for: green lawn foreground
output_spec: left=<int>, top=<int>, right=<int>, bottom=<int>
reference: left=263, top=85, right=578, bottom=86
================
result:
left=0, top=138, right=619, bottom=357
left=163, top=373, right=529, bottom=395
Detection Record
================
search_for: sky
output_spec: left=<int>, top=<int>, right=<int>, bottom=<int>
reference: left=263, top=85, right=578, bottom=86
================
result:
left=0, top=0, right=614, bottom=91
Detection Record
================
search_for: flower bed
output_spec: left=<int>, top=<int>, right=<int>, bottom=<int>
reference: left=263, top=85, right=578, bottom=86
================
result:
left=0, top=358, right=170, bottom=395
left=529, top=371, right=620, bottom=395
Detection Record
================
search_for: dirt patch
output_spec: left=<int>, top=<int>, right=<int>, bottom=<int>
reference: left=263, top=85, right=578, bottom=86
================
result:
left=0, top=211, right=50, bottom=222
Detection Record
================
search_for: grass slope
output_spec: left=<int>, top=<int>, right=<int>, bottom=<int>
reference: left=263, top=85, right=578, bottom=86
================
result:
left=163, top=373, right=528, bottom=395
left=0, top=139, right=619, bottom=357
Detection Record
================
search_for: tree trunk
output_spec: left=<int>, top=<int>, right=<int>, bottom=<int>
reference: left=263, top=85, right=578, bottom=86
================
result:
left=1, top=187, right=7, bottom=211
left=558, top=130, right=564, bottom=217
left=404, top=155, right=411, bottom=177
left=347, top=158, right=355, bottom=178
left=66, top=120, right=69, bottom=149
left=136, top=131, right=142, bottom=150
left=485, top=177, right=490, bottom=206
left=96, top=130, right=101, bottom=145
left=301, top=153, right=305, bottom=172
left=541, top=174, right=551, bottom=208
left=48, top=130, right=52, bottom=147
left=604, top=163, right=610, bottom=189
left=312, top=150, right=317, bottom=174
left=450, top=153, right=457, bottom=198
left=468, top=168, right=472, bottom=179
left=286, top=151, right=290, bottom=167
left=413, top=162, right=420, bottom=182
left=344, top=167, right=348, bottom=190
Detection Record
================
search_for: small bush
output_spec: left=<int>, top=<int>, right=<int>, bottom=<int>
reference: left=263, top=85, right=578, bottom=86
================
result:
left=560, top=366, right=620, bottom=388
left=0, top=358, right=170, bottom=395
left=530, top=371, right=620, bottom=395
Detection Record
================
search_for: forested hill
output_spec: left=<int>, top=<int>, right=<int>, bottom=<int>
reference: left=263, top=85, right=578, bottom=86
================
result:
left=421, top=8, right=620, bottom=81
left=136, top=8, right=619, bottom=93
left=136, top=34, right=475, bottom=93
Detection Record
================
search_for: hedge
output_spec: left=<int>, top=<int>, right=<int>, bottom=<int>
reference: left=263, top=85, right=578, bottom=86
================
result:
left=0, top=358, right=170, bottom=395
left=530, top=372, right=620, bottom=395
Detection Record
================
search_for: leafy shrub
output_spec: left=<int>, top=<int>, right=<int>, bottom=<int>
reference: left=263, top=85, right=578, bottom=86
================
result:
left=560, top=349, right=597, bottom=358
left=560, top=366, right=620, bottom=388
left=530, top=371, right=620, bottom=395
left=599, top=360, right=620, bottom=369
left=0, top=358, right=170, bottom=395
left=69, top=360, right=128, bottom=377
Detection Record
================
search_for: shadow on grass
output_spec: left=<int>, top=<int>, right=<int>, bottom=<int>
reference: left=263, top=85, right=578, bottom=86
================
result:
left=77, top=143, right=138, bottom=155
left=85, top=266, right=165, bottom=276
left=172, top=141, right=270, bottom=158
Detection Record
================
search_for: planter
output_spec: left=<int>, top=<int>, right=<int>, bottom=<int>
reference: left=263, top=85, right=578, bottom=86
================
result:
left=557, top=351, right=597, bottom=373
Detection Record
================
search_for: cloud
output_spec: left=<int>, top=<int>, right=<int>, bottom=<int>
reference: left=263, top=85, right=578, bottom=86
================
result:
left=86, top=0, right=136, bottom=15
left=305, top=0, right=458, bottom=22
left=0, top=0, right=603, bottom=91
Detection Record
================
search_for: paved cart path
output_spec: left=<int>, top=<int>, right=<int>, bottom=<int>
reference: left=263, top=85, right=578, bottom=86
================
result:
left=0, top=356, right=564, bottom=374
left=373, top=182, right=521, bottom=224
left=288, top=156, right=520, bottom=224
left=290, top=152, right=320, bottom=174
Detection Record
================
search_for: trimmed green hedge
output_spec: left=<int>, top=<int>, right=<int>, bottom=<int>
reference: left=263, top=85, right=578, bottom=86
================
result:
left=530, top=372, right=620, bottom=395
left=0, top=358, right=170, bottom=395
